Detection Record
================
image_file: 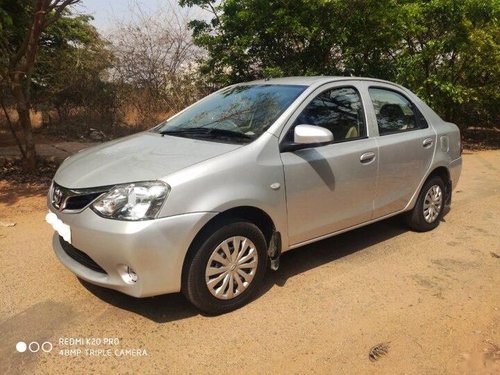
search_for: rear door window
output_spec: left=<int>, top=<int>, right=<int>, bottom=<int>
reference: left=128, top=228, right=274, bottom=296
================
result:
left=368, top=88, right=428, bottom=135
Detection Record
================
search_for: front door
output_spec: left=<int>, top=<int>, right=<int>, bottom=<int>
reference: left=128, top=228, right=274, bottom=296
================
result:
left=280, top=85, right=378, bottom=246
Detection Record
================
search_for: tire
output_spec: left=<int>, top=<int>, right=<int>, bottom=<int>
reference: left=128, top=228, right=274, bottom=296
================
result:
left=406, top=176, right=446, bottom=232
left=183, top=221, right=267, bottom=315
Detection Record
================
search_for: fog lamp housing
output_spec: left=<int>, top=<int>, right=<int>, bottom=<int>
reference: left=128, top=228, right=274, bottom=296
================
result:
left=119, top=265, right=138, bottom=284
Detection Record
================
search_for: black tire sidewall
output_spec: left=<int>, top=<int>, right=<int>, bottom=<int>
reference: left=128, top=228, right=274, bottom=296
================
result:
left=408, top=176, right=445, bottom=232
left=184, top=221, right=267, bottom=315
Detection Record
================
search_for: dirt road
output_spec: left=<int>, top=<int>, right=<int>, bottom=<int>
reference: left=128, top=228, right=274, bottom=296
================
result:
left=1, top=151, right=499, bottom=374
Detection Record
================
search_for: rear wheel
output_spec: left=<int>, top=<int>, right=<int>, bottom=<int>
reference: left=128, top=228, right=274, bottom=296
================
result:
left=183, top=221, right=267, bottom=315
left=406, top=176, right=445, bottom=232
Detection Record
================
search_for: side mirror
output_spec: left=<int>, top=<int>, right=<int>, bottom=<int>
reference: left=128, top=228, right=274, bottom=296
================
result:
left=294, top=124, right=334, bottom=144
left=280, top=125, right=334, bottom=153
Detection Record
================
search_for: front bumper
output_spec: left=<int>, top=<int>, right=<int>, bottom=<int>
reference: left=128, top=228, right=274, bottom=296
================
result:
left=49, top=207, right=217, bottom=297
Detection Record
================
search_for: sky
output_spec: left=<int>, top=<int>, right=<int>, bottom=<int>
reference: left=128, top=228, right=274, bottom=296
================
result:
left=73, top=0, right=203, bottom=33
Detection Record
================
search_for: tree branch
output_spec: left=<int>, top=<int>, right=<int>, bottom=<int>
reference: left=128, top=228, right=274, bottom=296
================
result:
left=44, top=0, right=81, bottom=28
left=10, top=0, right=81, bottom=73
left=207, top=2, right=221, bottom=26
left=9, top=0, right=48, bottom=70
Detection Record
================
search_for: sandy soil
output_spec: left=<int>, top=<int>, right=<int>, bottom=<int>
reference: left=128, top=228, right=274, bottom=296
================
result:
left=0, top=150, right=499, bottom=374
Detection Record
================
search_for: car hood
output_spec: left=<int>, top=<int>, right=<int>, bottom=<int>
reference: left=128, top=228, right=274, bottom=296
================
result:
left=54, top=132, right=242, bottom=188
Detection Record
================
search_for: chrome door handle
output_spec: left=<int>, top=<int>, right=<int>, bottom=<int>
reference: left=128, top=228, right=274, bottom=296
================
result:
left=360, top=152, right=376, bottom=163
left=423, top=138, right=434, bottom=148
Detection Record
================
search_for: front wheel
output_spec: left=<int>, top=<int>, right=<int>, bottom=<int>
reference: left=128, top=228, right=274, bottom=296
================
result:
left=406, top=176, right=445, bottom=232
left=183, top=221, right=267, bottom=315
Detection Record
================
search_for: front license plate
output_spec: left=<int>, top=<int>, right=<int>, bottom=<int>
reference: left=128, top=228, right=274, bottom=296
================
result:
left=45, top=211, right=72, bottom=244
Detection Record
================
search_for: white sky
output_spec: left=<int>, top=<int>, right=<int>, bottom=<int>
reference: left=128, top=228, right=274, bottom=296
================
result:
left=73, top=0, right=204, bottom=33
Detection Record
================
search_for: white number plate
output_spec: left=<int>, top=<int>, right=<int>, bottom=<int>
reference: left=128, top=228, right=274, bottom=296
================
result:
left=45, top=212, right=72, bottom=244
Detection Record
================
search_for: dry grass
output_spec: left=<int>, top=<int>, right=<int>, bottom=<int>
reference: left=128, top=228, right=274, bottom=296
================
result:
left=120, top=104, right=172, bottom=127
left=0, top=108, right=43, bottom=128
left=462, top=127, right=500, bottom=151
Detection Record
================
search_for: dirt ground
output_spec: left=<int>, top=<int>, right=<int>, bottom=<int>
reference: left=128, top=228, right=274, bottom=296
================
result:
left=0, top=150, right=499, bottom=374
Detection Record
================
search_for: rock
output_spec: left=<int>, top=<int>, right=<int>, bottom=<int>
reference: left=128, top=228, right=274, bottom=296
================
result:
left=89, top=128, right=106, bottom=141
left=0, top=221, right=16, bottom=227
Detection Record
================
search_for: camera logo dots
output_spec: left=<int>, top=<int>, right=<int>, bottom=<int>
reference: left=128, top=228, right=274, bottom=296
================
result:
left=16, top=342, right=27, bottom=353
left=16, top=341, right=53, bottom=353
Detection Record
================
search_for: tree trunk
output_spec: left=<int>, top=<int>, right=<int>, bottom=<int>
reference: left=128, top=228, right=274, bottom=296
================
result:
left=17, top=106, right=36, bottom=171
left=1, top=0, right=81, bottom=172
left=10, top=77, right=37, bottom=171
left=0, top=95, right=27, bottom=159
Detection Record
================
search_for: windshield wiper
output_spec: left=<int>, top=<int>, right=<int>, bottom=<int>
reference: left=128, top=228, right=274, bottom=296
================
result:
left=160, top=127, right=252, bottom=142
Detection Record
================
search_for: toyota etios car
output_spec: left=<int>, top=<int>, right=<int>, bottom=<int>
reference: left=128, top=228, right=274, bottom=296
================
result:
left=46, top=77, right=462, bottom=314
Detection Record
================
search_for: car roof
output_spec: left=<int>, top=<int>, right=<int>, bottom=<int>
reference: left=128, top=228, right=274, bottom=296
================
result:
left=242, top=76, right=402, bottom=88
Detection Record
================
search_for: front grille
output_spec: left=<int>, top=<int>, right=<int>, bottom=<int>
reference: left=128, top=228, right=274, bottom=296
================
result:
left=51, top=182, right=109, bottom=211
left=64, top=193, right=102, bottom=210
left=59, top=236, right=107, bottom=274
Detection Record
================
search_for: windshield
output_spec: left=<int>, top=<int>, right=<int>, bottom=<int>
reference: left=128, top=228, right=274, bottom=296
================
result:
left=155, top=84, right=306, bottom=144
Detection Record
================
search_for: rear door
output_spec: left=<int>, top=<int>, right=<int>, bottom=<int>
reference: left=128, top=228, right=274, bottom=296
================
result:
left=366, top=86, right=436, bottom=218
left=280, top=83, right=378, bottom=246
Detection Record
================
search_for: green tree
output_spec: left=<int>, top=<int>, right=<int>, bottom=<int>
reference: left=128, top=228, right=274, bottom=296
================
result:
left=181, top=0, right=499, bottom=128
left=34, top=14, right=114, bottom=125
left=0, top=0, right=80, bottom=171
left=395, top=0, right=499, bottom=127
left=180, top=0, right=403, bottom=82
left=182, top=0, right=342, bottom=84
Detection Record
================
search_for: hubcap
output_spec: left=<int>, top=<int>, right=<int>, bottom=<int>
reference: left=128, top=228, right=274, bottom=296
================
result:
left=205, top=236, right=258, bottom=300
left=423, top=184, right=443, bottom=223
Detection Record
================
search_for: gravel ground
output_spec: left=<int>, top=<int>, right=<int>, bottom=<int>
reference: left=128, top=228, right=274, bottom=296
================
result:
left=0, top=150, right=499, bottom=374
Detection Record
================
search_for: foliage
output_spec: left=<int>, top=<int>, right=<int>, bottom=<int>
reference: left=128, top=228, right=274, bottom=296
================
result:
left=1, top=0, right=206, bottom=151
left=181, top=0, right=500, bottom=128
left=395, top=0, right=500, bottom=127
left=34, top=14, right=115, bottom=123
left=0, top=0, right=81, bottom=170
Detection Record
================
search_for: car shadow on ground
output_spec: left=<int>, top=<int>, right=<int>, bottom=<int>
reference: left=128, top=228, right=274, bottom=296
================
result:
left=260, top=216, right=409, bottom=292
left=79, top=279, right=199, bottom=323
left=79, top=215, right=410, bottom=323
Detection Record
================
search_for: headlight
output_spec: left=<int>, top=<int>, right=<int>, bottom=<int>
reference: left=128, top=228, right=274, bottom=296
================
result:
left=91, top=181, right=170, bottom=221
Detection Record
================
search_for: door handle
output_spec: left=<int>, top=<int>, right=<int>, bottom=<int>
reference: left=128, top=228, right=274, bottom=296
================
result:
left=423, top=138, right=434, bottom=148
left=360, top=152, right=376, bottom=163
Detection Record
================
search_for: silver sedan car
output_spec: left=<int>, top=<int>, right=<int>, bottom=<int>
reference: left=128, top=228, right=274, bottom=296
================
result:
left=46, top=77, right=462, bottom=314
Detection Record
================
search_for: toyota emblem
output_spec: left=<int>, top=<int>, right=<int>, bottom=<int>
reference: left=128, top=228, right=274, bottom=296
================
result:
left=53, top=187, right=63, bottom=209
